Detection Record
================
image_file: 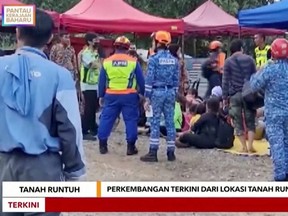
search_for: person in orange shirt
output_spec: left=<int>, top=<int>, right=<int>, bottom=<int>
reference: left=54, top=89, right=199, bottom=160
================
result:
left=202, top=41, right=226, bottom=98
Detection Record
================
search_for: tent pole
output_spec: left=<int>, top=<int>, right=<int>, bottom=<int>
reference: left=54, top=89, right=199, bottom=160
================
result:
left=238, top=26, right=241, bottom=39
left=181, top=34, right=185, bottom=56
left=133, top=32, right=137, bottom=46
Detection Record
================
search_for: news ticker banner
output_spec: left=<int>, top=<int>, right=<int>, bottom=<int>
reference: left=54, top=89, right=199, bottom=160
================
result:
left=3, top=181, right=288, bottom=212
left=2, top=4, right=35, bottom=26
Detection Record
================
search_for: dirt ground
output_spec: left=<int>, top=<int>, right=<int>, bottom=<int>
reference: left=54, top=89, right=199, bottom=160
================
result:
left=64, top=122, right=285, bottom=216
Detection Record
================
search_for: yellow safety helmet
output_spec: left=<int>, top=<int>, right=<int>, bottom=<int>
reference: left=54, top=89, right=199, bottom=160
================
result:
left=154, top=31, right=171, bottom=46
left=114, top=36, right=131, bottom=49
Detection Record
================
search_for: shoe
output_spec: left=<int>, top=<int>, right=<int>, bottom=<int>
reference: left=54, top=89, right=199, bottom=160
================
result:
left=167, top=151, right=176, bottom=162
left=127, top=146, right=138, bottom=155
left=140, top=149, right=158, bottom=162
left=99, top=140, right=108, bottom=154
left=83, top=134, right=97, bottom=141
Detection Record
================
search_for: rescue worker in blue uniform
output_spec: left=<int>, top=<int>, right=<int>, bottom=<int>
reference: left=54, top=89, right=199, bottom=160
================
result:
left=140, top=31, right=179, bottom=162
left=97, top=36, right=145, bottom=155
left=250, top=38, right=288, bottom=181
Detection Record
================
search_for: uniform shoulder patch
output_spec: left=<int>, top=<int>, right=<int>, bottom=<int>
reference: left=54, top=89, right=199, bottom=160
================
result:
left=112, top=60, right=128, bottom=67
left=159, top=58, right=176, bottom=65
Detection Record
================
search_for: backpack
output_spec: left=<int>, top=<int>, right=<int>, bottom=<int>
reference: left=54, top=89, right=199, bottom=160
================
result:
left=214, top=118, right=234, bottom=149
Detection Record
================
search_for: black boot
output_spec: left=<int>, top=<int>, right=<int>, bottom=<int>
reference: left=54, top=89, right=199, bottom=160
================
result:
left=99, top=140, right=108, bottom=154
left=140, top=149, right=158, bottom=162
left=167, top=151, right=176, bottom=162
left=127, top=141, right=138, bottom=156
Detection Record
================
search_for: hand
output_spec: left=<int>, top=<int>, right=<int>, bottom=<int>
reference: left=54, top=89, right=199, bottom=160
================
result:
left=80, top=92, right=85, bottom=103
left=223, top=99, right=229, bottom=107
left=99, top=98, right=104, bottom=107
left=144, top=100, right=150, bottom=111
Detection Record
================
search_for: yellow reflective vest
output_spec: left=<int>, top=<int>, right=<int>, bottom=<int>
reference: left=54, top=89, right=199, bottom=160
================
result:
left=103, top=53, right=137, bottom=94
left=255, top=45, right=271, bottom=68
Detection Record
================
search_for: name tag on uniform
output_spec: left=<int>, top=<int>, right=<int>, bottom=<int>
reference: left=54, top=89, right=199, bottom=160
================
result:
left=159, top=58, right=176, bottom=65
left=112, top=60, right=128, bottom=67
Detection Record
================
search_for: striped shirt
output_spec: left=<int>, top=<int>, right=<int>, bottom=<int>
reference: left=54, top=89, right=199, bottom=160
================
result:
left=222, top=53, right=256, bottom=99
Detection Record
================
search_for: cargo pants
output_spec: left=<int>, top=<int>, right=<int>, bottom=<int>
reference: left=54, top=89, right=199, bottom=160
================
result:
left=149, top=88, right=176, bottom=152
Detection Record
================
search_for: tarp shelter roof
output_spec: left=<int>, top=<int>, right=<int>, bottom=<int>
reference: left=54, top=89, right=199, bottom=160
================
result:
left=61, top=0, right=184, bottom=33
left=183, top=0, right=284, bottom=36
left=238, top=0, right=288, bottom=29
left=0, top=0, right=60, bottom=27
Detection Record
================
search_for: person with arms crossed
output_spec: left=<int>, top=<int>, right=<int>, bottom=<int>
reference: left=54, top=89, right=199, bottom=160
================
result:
left=0, top=10, right=85, bottom=216
left=80, top=33, right=101, bottom=141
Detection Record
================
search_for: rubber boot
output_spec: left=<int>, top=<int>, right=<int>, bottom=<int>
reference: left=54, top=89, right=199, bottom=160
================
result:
left=127, top=141, right=138, bottom=156
left=99, top=140, right=108, bottom=154
left=167, top=151, right=176, bottom=162
left=140, top=148, right=158, bottom=162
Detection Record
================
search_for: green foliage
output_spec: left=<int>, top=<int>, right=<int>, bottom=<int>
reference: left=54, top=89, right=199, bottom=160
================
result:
left=21, top=0, right=80, bottom=13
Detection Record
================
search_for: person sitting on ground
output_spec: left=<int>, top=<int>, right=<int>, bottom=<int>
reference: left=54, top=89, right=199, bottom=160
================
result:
left=181, top=102, right=196, bottom=133
left=176, top=97, right=220, bottom=149
left=158, top=101, right=183, bottom=137
left=190, top=103, right=206, bottom=127
left=185, top=88, right=203, bottom=105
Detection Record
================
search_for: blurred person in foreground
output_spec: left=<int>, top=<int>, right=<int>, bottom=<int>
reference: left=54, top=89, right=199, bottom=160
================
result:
left=250, top=38, right=288, bottom=181
left=222, top=39, right=256, bottom=153
left=0, top=10, right=85, bottom=215
left=97, top=36, right=145, bottom=155
left=141, top=31, right=179, bottom=162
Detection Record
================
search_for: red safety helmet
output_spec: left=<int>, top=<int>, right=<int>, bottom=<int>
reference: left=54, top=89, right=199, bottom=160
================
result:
left=209, top=40, right=222, bottom=50
left=271, top=38, right=288, bottom=59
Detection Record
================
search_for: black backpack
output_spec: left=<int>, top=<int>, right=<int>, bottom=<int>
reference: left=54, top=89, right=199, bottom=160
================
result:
left=214, top=118, right=234, bottom=149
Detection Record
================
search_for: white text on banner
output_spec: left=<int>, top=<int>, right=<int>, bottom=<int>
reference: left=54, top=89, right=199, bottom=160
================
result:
left=100, top=181, right=288, bottom=198
left=2, top=198, right=45, bottom=212
left=2, top=182, right=97, bottom=198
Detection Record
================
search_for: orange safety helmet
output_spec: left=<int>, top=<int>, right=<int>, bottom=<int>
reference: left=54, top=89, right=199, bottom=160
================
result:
left=114, top=36, right=131, bottom=49
left=271, top=38, right=288, bottom=59
left=154, top=31, right=171, bottom=46
left=209, top=40, right=222, bottom=50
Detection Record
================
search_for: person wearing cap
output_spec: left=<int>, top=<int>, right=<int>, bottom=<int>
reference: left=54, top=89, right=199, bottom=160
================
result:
left=202, top=40, right=225, bottom=98
left=250, top=38, right=288, bottom=181
left=140, top=31, right=179, bottom=162
left=80, top=33, right=102, bottom=141
left=97, top=36, right=145, bottom=155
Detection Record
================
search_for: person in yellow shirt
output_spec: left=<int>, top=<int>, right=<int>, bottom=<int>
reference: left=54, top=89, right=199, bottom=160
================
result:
left=253, top=34, right=271, bottom=70
left=190, top=103, right=206, bottom=127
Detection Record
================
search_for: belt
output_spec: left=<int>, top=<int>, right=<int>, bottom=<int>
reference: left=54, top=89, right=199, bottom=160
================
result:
left=153, top=85, right=173, bottom=89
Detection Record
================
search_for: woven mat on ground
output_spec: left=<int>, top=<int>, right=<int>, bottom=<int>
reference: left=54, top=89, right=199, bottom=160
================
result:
left=219, top=138, right=270, bottom=156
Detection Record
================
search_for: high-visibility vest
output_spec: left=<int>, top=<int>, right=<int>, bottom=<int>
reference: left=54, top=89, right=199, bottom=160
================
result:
left=103, top=53, right=137, bottom=94
left=80, top=48, right=99, bottom=85
left=255, top=45, right=271, bottom=68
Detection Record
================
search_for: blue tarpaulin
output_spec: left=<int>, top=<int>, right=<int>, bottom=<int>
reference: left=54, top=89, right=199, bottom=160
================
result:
left=238, top=0, right=288, bottom=29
